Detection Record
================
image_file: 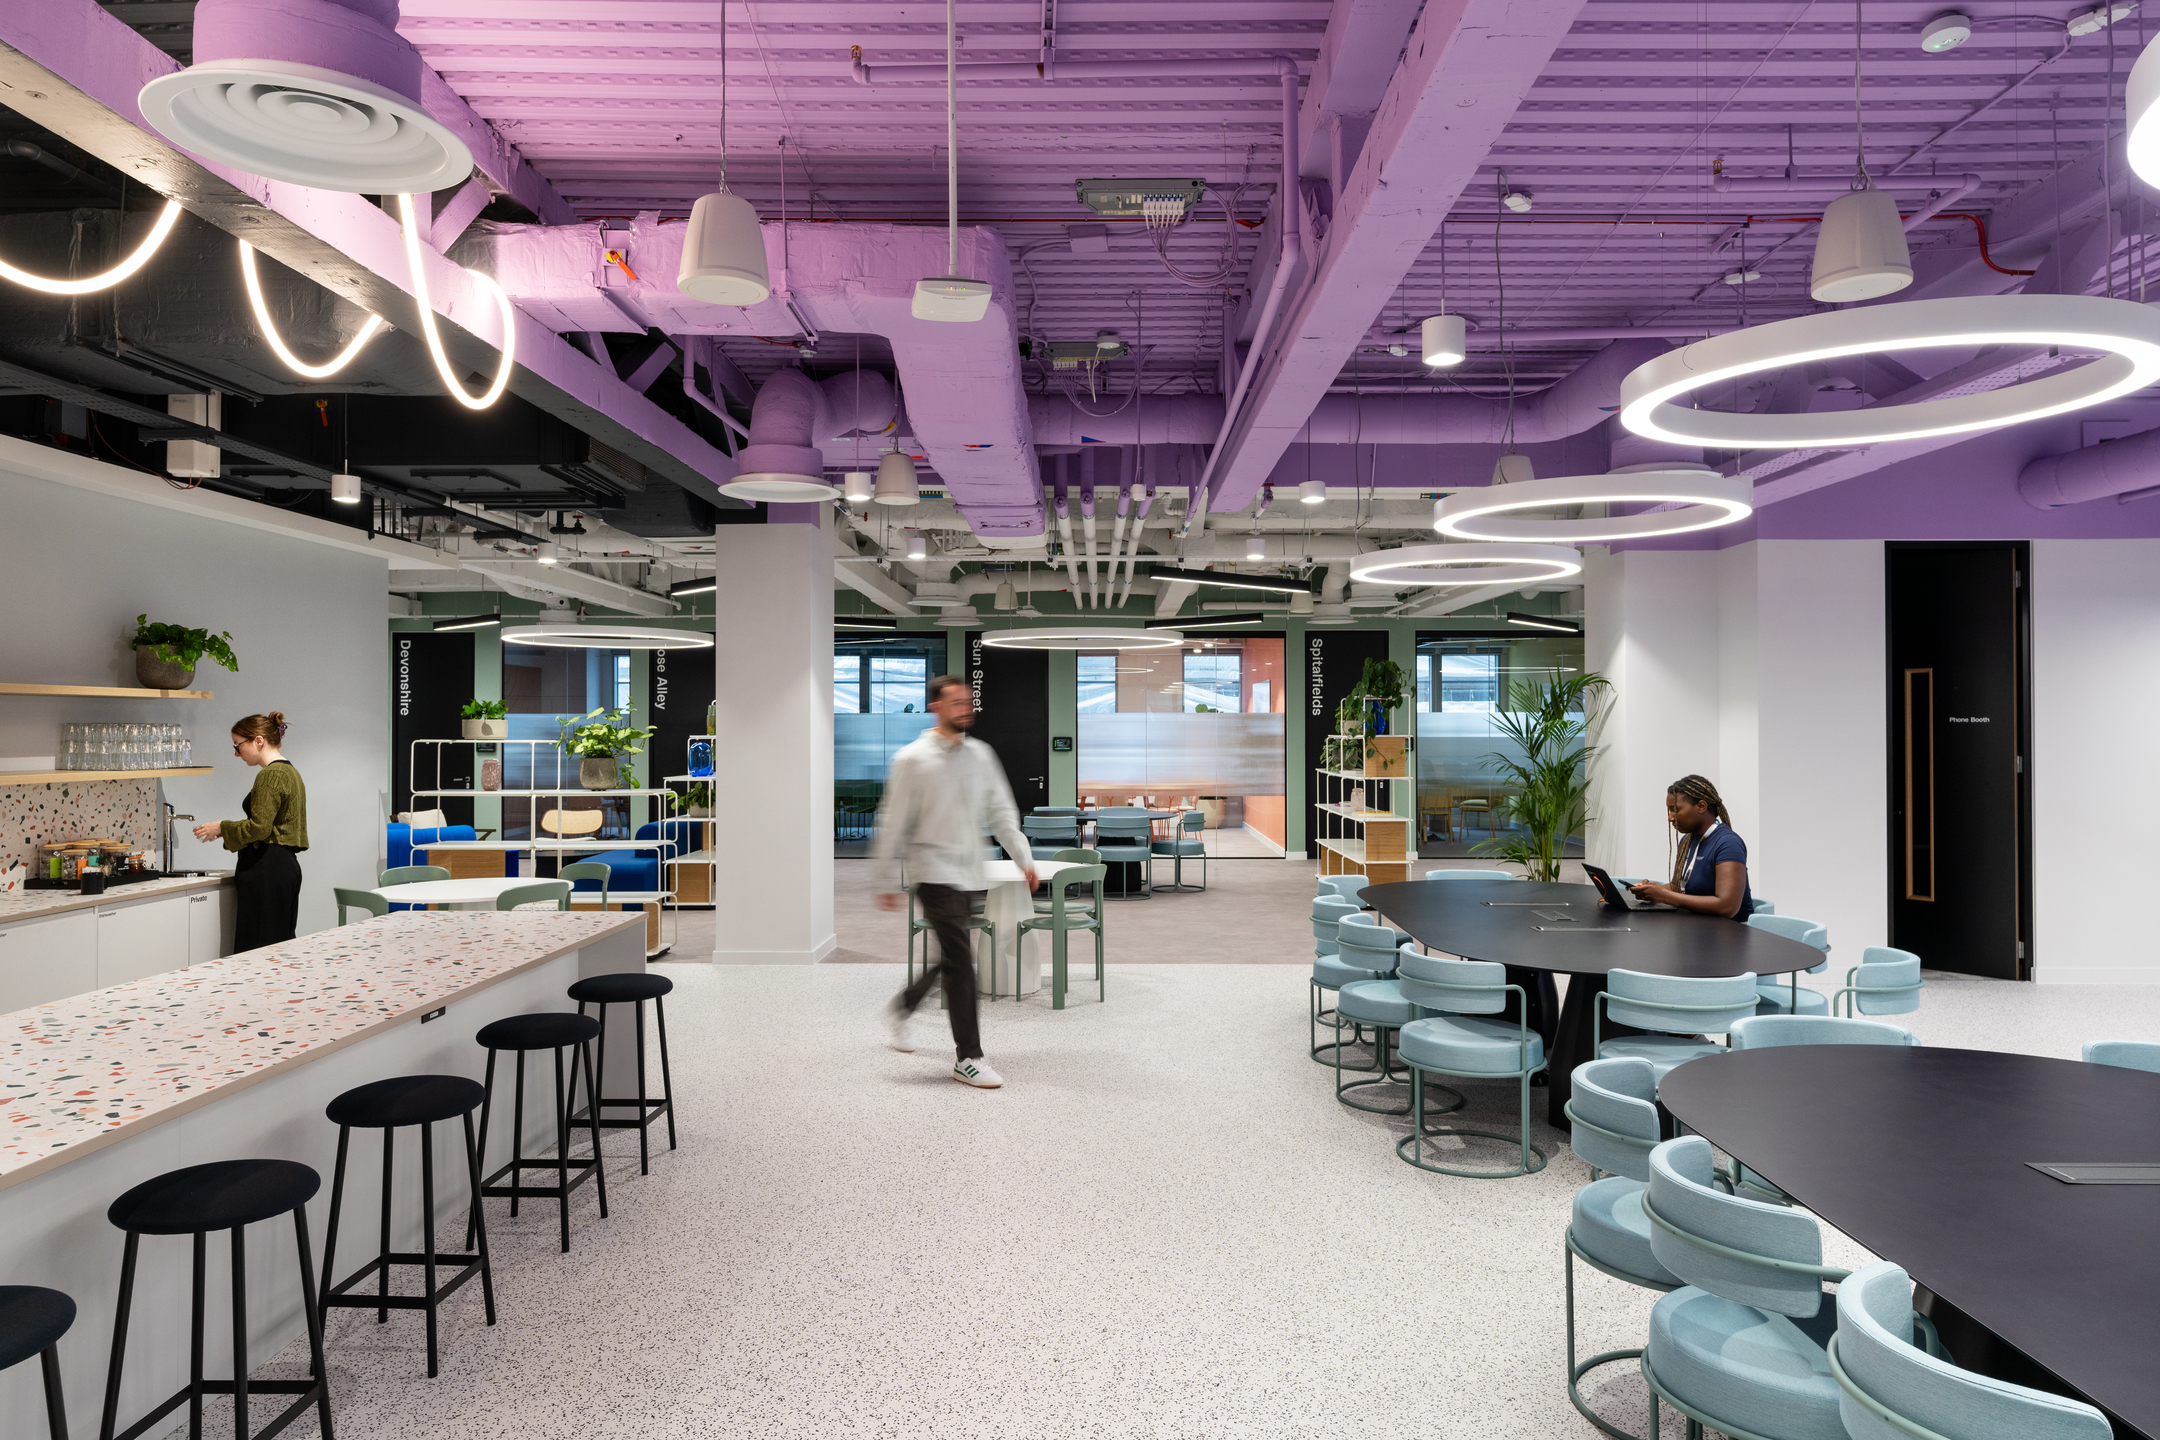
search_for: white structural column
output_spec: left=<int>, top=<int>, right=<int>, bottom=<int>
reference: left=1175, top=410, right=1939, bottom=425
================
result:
left=711, top=514, right=836, bottom=962
left=1586, top=540, right=1888, bottom=958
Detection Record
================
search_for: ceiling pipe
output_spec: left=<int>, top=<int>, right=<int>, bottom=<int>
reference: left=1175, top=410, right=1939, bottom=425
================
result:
left=1105, top=452, right=1132, bottom=609
left=1710, top=171, right=1977, bottom=195
left=1181, top=57, right=1304, bottom=543
left=737, top=366, right=898, bottom=484
left=851, top=52, right=1301, bottom=85
left=1052, top=459, right=1085, bottom=599
left=1117, top=481, right=1156, bottom=609
left=2018, top=421, right=2160, bottom=508
left=1078, top=452, right=1099, bottom=608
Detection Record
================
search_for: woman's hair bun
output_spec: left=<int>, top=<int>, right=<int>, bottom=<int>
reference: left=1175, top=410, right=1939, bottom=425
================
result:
left=232, top=712, right=290, bottom=744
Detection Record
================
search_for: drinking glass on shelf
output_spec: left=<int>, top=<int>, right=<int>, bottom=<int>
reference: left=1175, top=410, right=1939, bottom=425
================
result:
left=179, top=733, right=192, bottom=767
left=60, top=723, right=81, bottom=770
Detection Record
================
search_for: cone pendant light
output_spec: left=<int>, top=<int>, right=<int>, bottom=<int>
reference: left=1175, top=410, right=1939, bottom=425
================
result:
left=677, top=0, right=771, bottom=306
left=913, top=0, right=993, bottom=322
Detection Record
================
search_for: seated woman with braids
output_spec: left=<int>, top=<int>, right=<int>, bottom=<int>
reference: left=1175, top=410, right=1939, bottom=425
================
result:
left=1626, top=773, right=1754, bottom=921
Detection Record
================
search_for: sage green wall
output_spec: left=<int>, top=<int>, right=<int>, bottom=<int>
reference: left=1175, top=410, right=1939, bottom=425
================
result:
left=1047, top=649, right=1077, bottom=806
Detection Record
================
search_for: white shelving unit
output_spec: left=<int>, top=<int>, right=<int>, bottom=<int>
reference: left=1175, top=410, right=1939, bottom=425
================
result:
left=1313, top=733, right=1411, bottom=886
left=659, top=741, right=717, bottom=908
left=407, top=738, right=679, bottom=955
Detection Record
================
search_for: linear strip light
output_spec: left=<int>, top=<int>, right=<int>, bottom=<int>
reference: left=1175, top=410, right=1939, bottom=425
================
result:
left=1620, top=295, right=2160, bottom=449
left=397, top=192, right=517, bottom=410
left=501, top=625, right=713, bottom=650
left=1149, top=566, right=1319, bottom=596
left=433, top=613, right=503, bottom=632
left=1148, top=612, right=1266, bottom=630
left=1506, top=612, right=1581, bottom=634
left=1350, top=543, right=1583, bottom=588
left=981, top=627, right=1184, bottom=650
left=0, top=200, right=182, bottom=296
left=1434, top=468, right=1753, bottom=543
left=835, top=615, right=901, bottom=630
left=238, top=241, right=388, bottom=379
left=670, top=576, right=718, bottom=598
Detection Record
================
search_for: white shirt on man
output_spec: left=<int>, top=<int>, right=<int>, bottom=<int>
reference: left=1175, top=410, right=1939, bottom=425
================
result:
left=869, top=726, right=1031, bottom=894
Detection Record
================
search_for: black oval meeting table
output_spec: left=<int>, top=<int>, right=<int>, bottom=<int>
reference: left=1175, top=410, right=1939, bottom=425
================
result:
left=1359, top=878, right=1823, bottom=1126
left=1665, top=1046, right=2160, bottom=1440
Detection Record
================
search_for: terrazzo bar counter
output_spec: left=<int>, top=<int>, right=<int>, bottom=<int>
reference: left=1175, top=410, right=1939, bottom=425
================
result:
left=0, top=909, right=646, bottom=1435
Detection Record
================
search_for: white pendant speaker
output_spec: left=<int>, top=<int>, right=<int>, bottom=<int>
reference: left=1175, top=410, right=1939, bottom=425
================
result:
left=677, top=191, right=771, bottom=306
left=874, top=451, right=921, bottom=506
left=1810, top=188, right=1913, bottom=303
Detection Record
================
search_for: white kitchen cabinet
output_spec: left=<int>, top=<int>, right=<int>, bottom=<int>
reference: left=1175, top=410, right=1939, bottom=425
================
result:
left=0, top=910, right=98, bottom=1012
left=187, top=887, right=234, bottom=964
left=96, top=894, right=192, bottom=988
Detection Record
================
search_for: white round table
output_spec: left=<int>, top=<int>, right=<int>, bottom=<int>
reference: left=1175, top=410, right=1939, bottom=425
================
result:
left=372, top=877, right=556, bottom=911
left=978, top=859, right=1083, bottom=997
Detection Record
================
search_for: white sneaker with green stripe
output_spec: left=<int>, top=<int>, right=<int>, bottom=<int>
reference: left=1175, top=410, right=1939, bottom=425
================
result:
left=952, top=1057, right=1003, bottom=1089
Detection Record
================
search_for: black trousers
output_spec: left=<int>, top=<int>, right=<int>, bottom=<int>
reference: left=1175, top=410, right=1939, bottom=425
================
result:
left=898, top=883, right=983, bottom=1061
left=233, top=842, right=303, bottom=952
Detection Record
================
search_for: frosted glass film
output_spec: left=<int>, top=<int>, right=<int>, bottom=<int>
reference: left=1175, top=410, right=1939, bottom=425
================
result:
left=836, top=712, right=933, bottom=782
left=1077, top=713, right=1285, bottom=793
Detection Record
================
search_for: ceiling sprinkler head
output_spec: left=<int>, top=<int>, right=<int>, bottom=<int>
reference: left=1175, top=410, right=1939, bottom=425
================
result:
left=1501, top=189, right=1534, bottom=214
left=1722, top=269, right=1764, bottom=286
left=1386, top=342, right=1409, bottom=357
left=2066, top=3, right=2135, bottom=35
left=1920, top=11, right=1973, bottom=49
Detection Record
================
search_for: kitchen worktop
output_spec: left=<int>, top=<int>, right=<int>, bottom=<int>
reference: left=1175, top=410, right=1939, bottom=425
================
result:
left=0, top=871, right=233, bottom=924
left=0, top=908, right=642, bottom=1190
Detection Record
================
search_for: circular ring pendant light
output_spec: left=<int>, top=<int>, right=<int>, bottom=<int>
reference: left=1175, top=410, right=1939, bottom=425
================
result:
left=1433, top=466, right=1753, bottom=543
left=1619, top=295, right=2160, bottom=449
left=980, top=627, right=1185, bottom=650
left=501, top=625, right=714, bottom=650
left=1349, top=543, right=1582, bottom=588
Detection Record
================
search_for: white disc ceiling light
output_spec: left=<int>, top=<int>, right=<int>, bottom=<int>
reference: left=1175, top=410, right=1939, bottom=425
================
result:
left=1434, top=466, right=1753, bottom=543
left=675, top=0, right=771, bottom=306
left=1350, top=543, right=1582, bottom=588
left=501, top=625, right=714, bottom=650
left=1619, top=295, right=2160, bottom=449
left=138, top=0, right=473, bottom=193
left=980, top=628, right=1185, bottom=650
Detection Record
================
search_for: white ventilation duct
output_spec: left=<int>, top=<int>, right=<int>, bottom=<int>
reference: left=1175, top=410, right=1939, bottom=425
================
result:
left=723, top=367, right=897, bottom=503
left=138, top=0, right=474, bottom=194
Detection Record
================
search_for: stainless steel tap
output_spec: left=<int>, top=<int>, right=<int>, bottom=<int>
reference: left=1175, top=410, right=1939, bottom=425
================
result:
left=163, top=803, right=194, bottom=874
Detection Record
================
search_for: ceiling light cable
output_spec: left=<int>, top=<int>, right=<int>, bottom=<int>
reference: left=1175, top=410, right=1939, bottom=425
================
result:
left=0, top=199, right=181, bottom=296
left=1852, top=0, right=1872, bottom=190
left=397, top=192, right=517, bottom=410
left=238, top=241, right=387, bottom=379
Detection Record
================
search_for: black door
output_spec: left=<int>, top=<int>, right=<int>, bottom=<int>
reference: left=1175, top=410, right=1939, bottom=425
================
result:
left=390, top=631, right=474, bottom=827
left=1303, top=630, right=1391, bottom=857
left=966, top=633, right=1049, bottom=811
left=1886, top=543, right=2030, bottom=979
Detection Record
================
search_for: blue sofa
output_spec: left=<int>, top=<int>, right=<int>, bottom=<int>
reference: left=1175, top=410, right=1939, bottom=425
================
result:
left=563, top=820, right=703, bottom=897
left=387, top=823, right=479, bottom=871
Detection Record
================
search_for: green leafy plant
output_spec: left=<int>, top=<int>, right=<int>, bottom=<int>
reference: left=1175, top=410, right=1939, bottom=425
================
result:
left=1472, top=672, right=1611, bottom=882
left=1333, top=657, right=1411, bottom=759
left=133, top=615, right=239, bottom=672
left=555, top=707, right=657, bottom=759
left=461, top=698, right=509, bottom=720
left=681, top=781, right=712, bottom=809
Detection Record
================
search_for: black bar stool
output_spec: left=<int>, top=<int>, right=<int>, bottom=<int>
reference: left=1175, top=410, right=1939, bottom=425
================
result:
left=468, top=1013, right=608, bottom=1254
left=98, top=1159, right=330, bottom=1440
left=1, top=1285, right=75, bottom=1440
left=318, top=1076, right=496, bottom=1378
left=567, top=973, right=678, bottom=1175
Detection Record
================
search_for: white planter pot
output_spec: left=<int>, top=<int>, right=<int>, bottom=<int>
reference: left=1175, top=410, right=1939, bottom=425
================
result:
left=462, top=718, right=508, bottom=740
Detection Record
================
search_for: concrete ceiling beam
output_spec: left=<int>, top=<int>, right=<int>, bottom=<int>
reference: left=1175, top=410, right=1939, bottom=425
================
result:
left=456, top=559, right=675, bottom=616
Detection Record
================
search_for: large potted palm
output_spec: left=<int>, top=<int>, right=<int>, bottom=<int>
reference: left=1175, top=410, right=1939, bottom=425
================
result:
left=1473, top=672, right=1610, bottom=881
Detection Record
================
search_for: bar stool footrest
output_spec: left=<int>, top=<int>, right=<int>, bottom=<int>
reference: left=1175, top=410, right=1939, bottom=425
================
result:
left=324, top=1253, right=486, bottom=1309
left=478, top=1154, right=601, bottom=1202
left=113, top=1380, right=325, bottom=1440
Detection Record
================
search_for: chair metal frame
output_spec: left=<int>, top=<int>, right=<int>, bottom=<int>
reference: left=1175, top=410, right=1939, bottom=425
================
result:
left=495, top=880, right=572, bottom=912
left=1017, top=863, right=1106, bottom=1009
left=1395, top=973, right=1547, bottom=1179
left=1822, top=1332, right=1965, bottom=1440
left=1150, top=810, right=1208, bottom=893
left=903, top=886, right=1001, bottom=997
left=1833, top=968, right=1924, bottom=1018
left=1561, top=1099, right=1677, bottom=1440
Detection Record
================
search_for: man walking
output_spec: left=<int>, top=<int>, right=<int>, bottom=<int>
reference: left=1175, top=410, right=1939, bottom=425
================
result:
left=872, top=674, right=1035, bottom=1088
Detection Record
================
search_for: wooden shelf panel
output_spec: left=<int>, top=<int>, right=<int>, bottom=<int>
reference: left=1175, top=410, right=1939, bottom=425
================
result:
left=0, top=766, right=216, bottom=785
left=1314, top=803, right=1409, bottom=822
left=0, top=683, right=214, bottom=699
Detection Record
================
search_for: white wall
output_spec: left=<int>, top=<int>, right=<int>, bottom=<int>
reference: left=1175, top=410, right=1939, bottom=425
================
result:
left=0, top=458, right=387, bottom=937
left=2030, top=539, right=2160, bottom=982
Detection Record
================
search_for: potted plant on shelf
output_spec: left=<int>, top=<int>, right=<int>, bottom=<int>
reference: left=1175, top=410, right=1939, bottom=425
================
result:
left=556, top=707, right=657, bottom=791
left=1474, top=672, right=1611, bottom=882
left=673, top=781, right=714, bottom=817
left=460, top=699, right=509, bottom=740
left=131, top=615, right=238, bottom=690
left=1333, top=658, right=1411, bottom=776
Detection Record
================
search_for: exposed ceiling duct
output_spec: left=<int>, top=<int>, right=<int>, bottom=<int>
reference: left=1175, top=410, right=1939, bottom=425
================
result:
left=2020, top=422, right=2160, bottom=509
left=724, top=366, right=896, bottom=503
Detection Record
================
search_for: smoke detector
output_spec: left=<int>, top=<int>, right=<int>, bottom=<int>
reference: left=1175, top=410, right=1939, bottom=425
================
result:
left=2067, top=2, right=2135, bottom=36
left=1919, top=12, right=1972, bottom=50
left=138, top=0, right=474, bottom=193
left=1501, top=188, right=1534, bottom=214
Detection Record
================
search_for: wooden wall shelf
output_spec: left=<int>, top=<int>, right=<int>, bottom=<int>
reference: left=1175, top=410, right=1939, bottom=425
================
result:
left=0, top=683, right=215, bottom=700
left=0, top=766, right=216, bottom=785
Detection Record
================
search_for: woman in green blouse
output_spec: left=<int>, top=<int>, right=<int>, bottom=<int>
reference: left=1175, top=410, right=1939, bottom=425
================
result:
left=193, top=711, right=309, bottom=950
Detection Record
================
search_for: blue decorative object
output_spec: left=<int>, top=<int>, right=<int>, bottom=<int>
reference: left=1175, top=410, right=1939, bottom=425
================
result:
left=687, top=736, right=714, bottom=778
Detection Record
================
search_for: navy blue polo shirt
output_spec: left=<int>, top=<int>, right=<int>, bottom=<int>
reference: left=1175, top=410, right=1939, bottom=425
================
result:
left=1680, top=822, right=1754, bottom=920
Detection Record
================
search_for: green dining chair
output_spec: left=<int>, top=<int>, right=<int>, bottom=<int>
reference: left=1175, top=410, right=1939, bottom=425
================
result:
left=904, top=887, right=998, bottom=1001
left=496, top=880, right=572, bottom=911
left=559, top=860, right=612, bottom=909
left=1745, top=912, right=1832, bottom=1015
left=1017, top=863, right=1105, bottom=1009
left=378, top=864, right=450, bottom=887
left=334, top=887, right=389, bottom=925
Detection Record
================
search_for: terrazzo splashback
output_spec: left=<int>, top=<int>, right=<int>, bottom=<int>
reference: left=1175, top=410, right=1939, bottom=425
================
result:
left=0, top=779, right=161, bottom=873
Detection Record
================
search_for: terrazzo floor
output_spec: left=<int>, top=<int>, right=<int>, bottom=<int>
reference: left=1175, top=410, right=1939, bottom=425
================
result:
left=157, top=914, right=2160, bottom=1440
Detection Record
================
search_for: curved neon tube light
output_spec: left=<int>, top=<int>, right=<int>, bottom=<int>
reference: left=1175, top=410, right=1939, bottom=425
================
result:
left=1619, top=295, right=2160, bottom=449
left=397, top=192, right=517, bottom=410
left=0, top=200, right=183, bottom=296
left=238, top=241, right=388, bottom=379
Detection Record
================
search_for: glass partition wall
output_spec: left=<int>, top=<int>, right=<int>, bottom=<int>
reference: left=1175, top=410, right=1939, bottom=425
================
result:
left=1414, top=631, right=1587, bottom=858
left=1076, top=637, right=1286, bottom=855
left=834, top=636, right=945, bottom=856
